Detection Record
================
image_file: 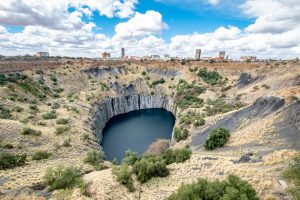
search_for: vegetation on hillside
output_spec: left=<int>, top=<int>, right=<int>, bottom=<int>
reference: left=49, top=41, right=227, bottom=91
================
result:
left=283, top=153, right=300, bottom=199
left=179, top=111, right=205, bottom=127
left=174, top=127, right=189, bottom=142
left=176, top=79, right=205, bottom=109
left=204, top=128, right=230, bottom=150
left=0, top=152, right=27, bottom=170
left=167, top=175, right=258, bottom=200
left=205, top=98, right=245, bottom=116
left=197, top=68, right=222, bottom=85
left=84, top=150, right=105, bottom=170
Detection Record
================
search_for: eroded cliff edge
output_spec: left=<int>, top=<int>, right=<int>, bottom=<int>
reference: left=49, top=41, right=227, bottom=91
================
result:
left=91, top=93, right=176, bottom=142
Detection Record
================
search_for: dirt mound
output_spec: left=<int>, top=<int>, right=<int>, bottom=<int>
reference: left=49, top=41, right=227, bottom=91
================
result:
left=191, top=96, right=285, bottom=148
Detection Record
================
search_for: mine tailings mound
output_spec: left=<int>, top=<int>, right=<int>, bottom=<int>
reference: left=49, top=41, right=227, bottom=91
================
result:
left=192, top=96, right=285, bottom=148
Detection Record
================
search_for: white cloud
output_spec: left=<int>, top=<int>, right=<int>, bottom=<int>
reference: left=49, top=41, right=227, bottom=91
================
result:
left=207, top=0, right=220, bottom=5
left=242, top=0, right=300, bottom=33
left=114, top=11, right=168, bottom=40
left=0, top=0, right=138, bottom=30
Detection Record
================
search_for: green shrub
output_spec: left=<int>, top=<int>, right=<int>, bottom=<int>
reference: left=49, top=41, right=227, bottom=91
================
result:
left=163, top=148, right=192, bottom=165
left=0, top=152, right=27, bottom=170
left=0, top=104, right=12, bottom=119
left=133, top=155, right=169, bottom=183
left=29, top=104, right=39, bottom=111
left=141, top=71, right=147, bottom=76
left=84, top=150, right=105, bottom=170
left=22, top=127, right=42, bottom=136
left=122, top=150, right=138, bottom=165
left=113, top=163, right=134, bottom=191
left=56, top=118, right=69, bottom=125
left=167, top=175, right=258, bottom=200
left=174, top=128, right=189, bottom=142
left=42, top=110, right=57, bottom=119
left=43, top=166, right=83, bottom=191
left=55, top=125, right=70, bottom=135
left=283, top=153, right=300, bottom=199
left=197, top=68, right=221, bottom=85
left=32, top=150, right=52, bottom=160
left=152, top=78, right=165, bottom=86
left=204, top=128, right=230, bottom=150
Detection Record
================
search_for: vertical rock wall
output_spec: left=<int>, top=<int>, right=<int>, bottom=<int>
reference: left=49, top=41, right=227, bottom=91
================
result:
left=91, top=93, right=176, bottom=143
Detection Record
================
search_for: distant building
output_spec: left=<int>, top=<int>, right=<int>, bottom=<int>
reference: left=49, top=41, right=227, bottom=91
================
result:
left=219, top=51, right=225, bottom=59
left=121, top=48, right=125, bottom=58
left=240, top=56, right=257, bottom=62
left=195, top=49, right=201, bottom=59
left=102, top=52, right=111, bottom=59
left=164, top=54, right=170, bottom=59
left=150, top=55, right=160, bottom=59
left=36, top=52, right=49, bottom=58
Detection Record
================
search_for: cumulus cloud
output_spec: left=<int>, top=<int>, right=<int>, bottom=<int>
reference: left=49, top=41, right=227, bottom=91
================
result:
left=0, top=0, right=138, bottom=30
left=242, top=0, right=300, bottom=33
left=114, top=11, right=168, bottom=40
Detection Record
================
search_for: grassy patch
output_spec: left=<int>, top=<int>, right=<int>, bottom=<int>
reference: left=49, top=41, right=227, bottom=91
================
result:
left=32, top=150, right=52, bottom=160
left=204, top=128, right=230, bottom=150
left=205, top=98, right=245, bottom=116
left=22, top=127, right=42, bottom=136
left=42, top=110, right=57, bottom=120
left=55, top=125, right=70, bottom=135
left=56, top=118, right=69, bottom=125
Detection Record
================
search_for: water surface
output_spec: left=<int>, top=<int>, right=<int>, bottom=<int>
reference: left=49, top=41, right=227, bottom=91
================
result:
left=101, top=108, right=175, bottom=161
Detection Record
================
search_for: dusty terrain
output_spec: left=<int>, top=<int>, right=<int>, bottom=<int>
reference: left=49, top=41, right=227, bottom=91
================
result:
left=0, top=58, right=299, bottom=199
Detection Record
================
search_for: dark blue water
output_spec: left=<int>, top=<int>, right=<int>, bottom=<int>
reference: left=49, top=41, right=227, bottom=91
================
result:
left=101, top=108, right=175, bottom=162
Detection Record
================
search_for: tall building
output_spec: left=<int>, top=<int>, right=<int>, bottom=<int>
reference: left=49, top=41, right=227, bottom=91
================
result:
left=36, top=52, right=49, bottom=58
left=195, top=49, right=201, bottom=59
left=121, top=48, right=125, bottom=58
left=219, top=51, right=225, bottom=59
left=102, top=52, right=111, bottom=59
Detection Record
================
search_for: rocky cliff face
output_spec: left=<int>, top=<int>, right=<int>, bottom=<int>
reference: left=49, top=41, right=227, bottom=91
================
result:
left=91, top=93, right=176, bottom=142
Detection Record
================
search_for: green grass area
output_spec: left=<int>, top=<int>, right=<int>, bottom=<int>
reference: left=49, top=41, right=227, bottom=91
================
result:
left=113, top=164, right=134, bottom=191
left=204, top=128, right=230, bottom=150
left=167, top=175, right=258, bottom=200
left=42, top=110, right=57, bottom=120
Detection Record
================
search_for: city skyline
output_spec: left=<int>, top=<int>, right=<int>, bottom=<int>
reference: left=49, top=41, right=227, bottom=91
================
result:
left=0, top=0, right=299, bottom=59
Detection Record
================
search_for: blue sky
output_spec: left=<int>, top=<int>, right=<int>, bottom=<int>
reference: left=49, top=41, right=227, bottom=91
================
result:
left=80, top=0, right=254, bottom=40
left=0, top=0, right=299, bottom=58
